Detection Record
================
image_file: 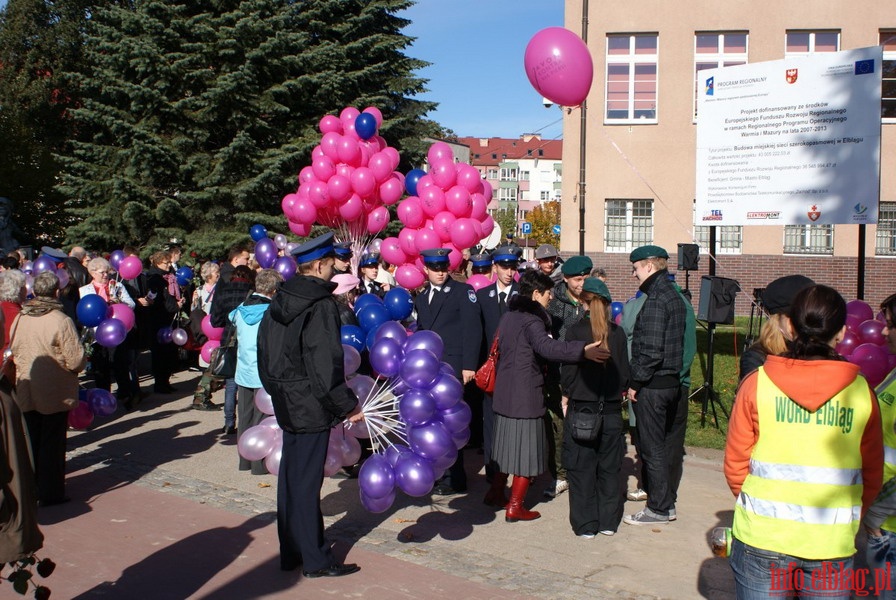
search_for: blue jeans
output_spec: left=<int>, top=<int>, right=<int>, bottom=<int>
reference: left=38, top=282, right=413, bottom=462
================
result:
left=866, top=531, right=896, bottom=599
left=730, top=537, right=854, bottom=600
left=224, top=378, right=237, bottom=428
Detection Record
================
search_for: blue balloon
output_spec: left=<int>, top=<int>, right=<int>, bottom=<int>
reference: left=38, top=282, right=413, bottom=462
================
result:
left=357, top=303, right=392, bottom=333
left=76, top=295, right=109, bottom=328
left=610, top=301, right=624, bottom=318
left=383, top=287, right=414, bottom=321
left=341, top=325, right=365, bottom=352
left=355, top=112, right=378, bottom=140
left=354, top=293, right=383, bottom=315
left=405, top=168, right=426, bottom=196
left=175, top=266, right=193, bottom=286
left=365, top=327, right=379, bottom=352
left=249, top=224, right=268, bottom=241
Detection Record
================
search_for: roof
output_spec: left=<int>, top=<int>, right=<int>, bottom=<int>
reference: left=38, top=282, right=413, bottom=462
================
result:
left=456, top=135, right=563, bottom=167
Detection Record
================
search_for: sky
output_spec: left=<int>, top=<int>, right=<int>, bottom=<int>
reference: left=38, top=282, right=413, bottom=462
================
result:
left=399, top=1, right=566, bottom=140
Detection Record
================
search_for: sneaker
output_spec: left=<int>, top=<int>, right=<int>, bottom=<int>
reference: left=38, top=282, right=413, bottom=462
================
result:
left=577, top=532, right=596, bottom=539
left=599, top=530, right=616, bottom=536
left=669, top=508, right=677, bottom=522
left=544, top=479, right=569, bottom=498
left=626, top=488, right=648, bottom=502
left=623, top=508, right=669, bottom=526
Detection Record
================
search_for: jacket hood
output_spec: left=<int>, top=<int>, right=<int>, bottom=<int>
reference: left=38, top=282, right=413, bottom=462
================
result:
left=269, top=276, right=336, bottom=325
left=551, top=281, right=579, bottom=307
left=763, top=355, right=862, bottom=411
left=230, top=295, right=271, bottom=326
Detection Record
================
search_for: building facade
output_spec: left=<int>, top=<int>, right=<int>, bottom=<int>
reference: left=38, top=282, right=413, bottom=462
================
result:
left=561, top=0, right=895, bottom=311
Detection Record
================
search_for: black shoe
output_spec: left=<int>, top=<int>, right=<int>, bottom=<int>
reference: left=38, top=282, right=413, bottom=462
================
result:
left=432, top=483, right=466, bottom=496
left=222, top=425, right=237, bottom=435
left=302, top=563, right=360, bottom=578
left=192, top=401, right=222, bottom=411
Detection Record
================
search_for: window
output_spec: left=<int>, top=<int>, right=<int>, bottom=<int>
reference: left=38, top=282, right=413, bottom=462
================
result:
left=784, top=224, right=833, bottom=255
left=785, top=30, right=839, bottom=57
left=877, top=202, right=896, bottom=256
left=498, top=187, right=517, bottom=202
left=883, top=31, right=896, bottom=121
left=694, top=32, right=748, bottom=119
left=605, top=199, right=653, bottom=252
left=499, top=167, right=517, bottom=181
left=605, top=34, right=658, bottom=123
left=519, top=171, right=529, bottom=181
left=692, top=202, right=743, bottom=253
left=487, top=168, right=498, bottom=180
left=540, top=191, right=551, bottom=201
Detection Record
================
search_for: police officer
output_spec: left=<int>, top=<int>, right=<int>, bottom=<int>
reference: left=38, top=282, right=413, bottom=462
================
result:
left=415, top=247, right=483, bottom=495
left=358, top=252, right=385, bottom=297
left=333, top=242, right=353, bottom=275
left=469, top=251, right=493, bottom=277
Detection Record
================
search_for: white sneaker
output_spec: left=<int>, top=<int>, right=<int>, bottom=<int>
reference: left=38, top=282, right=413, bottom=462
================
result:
left=626, top=488, right=648, bottom=502
left=577, top=532, right=596, bottom=539
left=599, top=530, right=616, bottom=536
left=544, top=479, right=569, bottom=498
left=669, top=508, right=677, bottom=521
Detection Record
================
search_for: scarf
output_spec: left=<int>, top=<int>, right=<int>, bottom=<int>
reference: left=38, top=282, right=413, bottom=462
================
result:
left=20, top=297, right=63, bottom=317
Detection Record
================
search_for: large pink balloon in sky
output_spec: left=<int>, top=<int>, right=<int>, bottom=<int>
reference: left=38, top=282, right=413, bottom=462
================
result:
left=524, top=27, right=593, bottom=107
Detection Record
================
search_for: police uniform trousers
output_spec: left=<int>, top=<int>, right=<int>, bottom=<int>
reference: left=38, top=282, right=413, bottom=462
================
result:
left=277, top=429, right=334, bottom=572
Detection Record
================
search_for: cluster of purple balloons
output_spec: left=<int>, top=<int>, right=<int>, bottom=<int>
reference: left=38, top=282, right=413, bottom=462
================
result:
left=236, top=389, right=284, bottom=475
left=76, top=295, right=135, bottom=348
left=836, top=300, right=895, bottom=388
left=68, top=388, right=118, bottom=429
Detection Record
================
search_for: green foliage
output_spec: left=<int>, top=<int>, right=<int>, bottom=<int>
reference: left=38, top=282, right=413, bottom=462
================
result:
left=490, top=208, right=517, bottom=247
left=528, top=200, right=560, bottom=247
left=54, top=0, right=440, bottom=256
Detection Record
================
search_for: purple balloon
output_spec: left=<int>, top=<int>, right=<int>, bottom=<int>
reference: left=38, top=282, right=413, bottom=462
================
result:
left=347, top=375, right=375, bottom=403
left=846, top=300, right=874, bottom=323
left=265, top=444, right=282, bottom=475
left=439, top=362, right=455, bottom=376
left=55, top=268, right=70, bottom=289
left=451, top=427, right=471, bottom=450
left=255, top=238, right=278, bottom=269
left=398, top=389, right=437, bottom=426
left=360, top=489, right=396, bottom=513
left=87, top=388, right=117, bottom=416
left=109, top=250, right=126, bottom=270
left=429, top=373, right=463, bottom=410
left=343, top=344, right=362, bottom=375
left=429, top=444, right=458, bottom=472
left=400, top=349, right=441, bottom=389
left=370, top=337, right=403, bottom=378
left=836, top=330, right=860, bottom=358
left=358, top=454, right=396, bottom=499
left=261, top=415, right=280, bottom=429
left=274, top=256, right=297, bottom=281
left=96, top=318, right=127, bottom=348
left=238, top=425, right=277, bottom=461
left=407, top=421, right=455, bottom=460
left=157, top=327, right=173, bottom=344
left=254, top=388, right=275, bottom=415
left=394, top=453, right=436, bottom=497
left=440, top=400, right=472, bottom=434
left=32, top=256, right=58, bottom=275
left=374, top=320, right=408, bottom=343
left=171, top=327, right=189, bottom=346
left=849, top=343, right=890, bottom=387
left=385, top=443, right=412, bottom=467
left=858, top=320, right=886, bottom=346
left=404, top=330, right=444, bottom=360
left=846, top=313, right=864, bottom=333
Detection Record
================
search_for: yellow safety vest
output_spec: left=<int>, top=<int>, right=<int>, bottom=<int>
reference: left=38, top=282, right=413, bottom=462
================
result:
left=876, top=369, right=896, bottom=533
left=733, top=367, right=872, bottom=559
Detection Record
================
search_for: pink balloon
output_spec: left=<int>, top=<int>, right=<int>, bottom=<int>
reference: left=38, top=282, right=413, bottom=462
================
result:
left=455, top=164, right=483, bottom=194
left=201, top=314, right=224, bottom=341
left=362, top=106, right=383, bottom=127
left=254, top=388, right=275, bottom=415
left=427, top=141, right=454, bottom=165
left=480, top=215, right=495, bottom=238
left=261, top=415, right=280, bottom=429
left=380, top=237, right=407, bottom=266
left=288, top=221, right=312, bottom=236
left=444, top=245, right=463, bottom=270
left=449, top=218, right=480, bottom=249
left=397, top=197, right=425, bottom=228
left=338, top=193, right=364, bottom=221
left=466, top=274, right=492, bottom=291
left=470, top=193, right=488, bottom=221
left=340, top=106, right=361, bottom=125
left=327, top=174, right=352, bottom=205
left=310, top=146, right=325, bottom=160
left=319, top=114, right=342, bottom=134
left=265, top=443, right=282, bottom=475
left=395, top=265, right=425, bottom=289
left=432, top=211, right=456, bottom=242
left=369, top=152, right=393, bottom=183
left=320, top=131, right=342, bottom=161
left=108, top=303, right=135, bottom=332
left=308, top=180, right=330, bottom=208
left=429, top=160, right=456, bottom=190
left=379, top=176, right=404, bottom=206
left=350, top=166, right=377, bottom=198
left=338, top=137, right=362, bottom=166
left=68, top=401, right=94, bottom=430
left=481, top=179, right=494, bottom=201
left=398, top=228, right=419, bottom=257
left=846, top=300, right=875, bottom=323
left=290, top=198, right=317, bottom=224
left=281, top=192, right=298, bottom=217
left=117, top=256, right=143, bottom=280
left=415, top=228, right=441, bottom=254
left=445, top=186, right=472, bottom=218
left=312, top=156, right=336, bottom=181
left=367, top=206, right=390, bottom=235
left=383, top=147, right=400, bottom=171
left=201, top=340, right=220, bottom=363
left=419, top=186, right=446, bottom=218
left=238, top=425, right=277, bottom=462
left=298, top=166, right=315, bottom=184
left=525, top=27, right=594, bottom=107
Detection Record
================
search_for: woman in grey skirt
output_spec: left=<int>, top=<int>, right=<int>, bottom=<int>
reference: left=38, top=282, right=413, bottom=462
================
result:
left=487, top=270, right=605, bottom=522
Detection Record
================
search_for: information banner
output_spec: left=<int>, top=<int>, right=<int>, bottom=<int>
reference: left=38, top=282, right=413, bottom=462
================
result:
left=695, top=46, right=882, bottom=226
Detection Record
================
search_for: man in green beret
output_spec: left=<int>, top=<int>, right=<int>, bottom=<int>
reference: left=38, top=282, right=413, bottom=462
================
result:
left=623, top=245, right=687, bottom=526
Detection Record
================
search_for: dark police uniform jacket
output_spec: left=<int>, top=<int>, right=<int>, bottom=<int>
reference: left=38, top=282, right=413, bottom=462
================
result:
left=477, top=281, right=519, bottom=349
left=414, top=278, right=483, bottom=376
left=257, top=275, right=358, bottom=433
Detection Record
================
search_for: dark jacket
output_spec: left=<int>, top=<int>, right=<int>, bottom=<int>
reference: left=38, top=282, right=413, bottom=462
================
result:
left=477, top=281, right=519, bottom=350
left=257, top=275, right=358, bottom=433
left=219, top=262, right=235, bottom=284
left=210, top=278, right=253, bottom=329
left=145, top=266, right=180, bottom=329
left=359, top=279, right=385, bottom=298
left=546, top=281, right=586, bottom=342
left=561, top=316, right=630, bottom=412
left=413, top=277, right=482, bottom=376
left=739, top=344, right=768, bottom=382
left=492, top=296, right=587, bottom=419
left=630, top=269, right=686, bottom=392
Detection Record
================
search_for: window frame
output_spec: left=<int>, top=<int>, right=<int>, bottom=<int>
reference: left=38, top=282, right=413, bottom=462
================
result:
left=882, top=31, right=896, bottom=122
left=876, top=202, right=896, bottom=256
left=605, top=34, right=659, bottom=125
left=693, top=32, right=748, bottom=121
left=784, top=30, right=840, bottom=57
left=604, top=199, right=654, bottom=252
left=783, top=224, right=834, bottom=255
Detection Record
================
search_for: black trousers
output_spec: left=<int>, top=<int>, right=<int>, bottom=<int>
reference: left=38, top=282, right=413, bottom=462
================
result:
left=636, top=385, right=689, bottom=507
left=278, top=430, right=334, bottom=572
left=631, top=386, right=682, bottom=516
left=563, top=406, right=625, bottom=535
left=237, top=386, right=267, bottom=474
left=150, top=334, right=177, bottom=385
left=23, top=410, right=68, bottom=504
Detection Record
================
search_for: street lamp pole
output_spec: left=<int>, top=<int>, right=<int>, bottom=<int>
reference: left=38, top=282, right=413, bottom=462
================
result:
left=577, top=0, right=589, bottom=256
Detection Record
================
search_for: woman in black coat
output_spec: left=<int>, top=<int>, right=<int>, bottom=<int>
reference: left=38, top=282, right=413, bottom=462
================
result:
left=487, top=270, right=603, bottom=523
left=146, top=250, right=184, bottom=393
left=561, top=277, right=629, bottom=538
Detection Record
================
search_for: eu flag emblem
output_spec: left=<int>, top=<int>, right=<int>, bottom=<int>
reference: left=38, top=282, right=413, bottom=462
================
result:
left=855, top=59, right=874, bottom=75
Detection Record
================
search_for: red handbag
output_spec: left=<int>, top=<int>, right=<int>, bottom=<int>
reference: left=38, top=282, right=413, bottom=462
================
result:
left=475, top=332, right=500, bottom=394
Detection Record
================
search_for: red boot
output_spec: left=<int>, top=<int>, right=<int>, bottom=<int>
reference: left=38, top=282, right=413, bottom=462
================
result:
left=483, top=472, right=509, bottom=508
left=505, top=475, right=541, bottom=522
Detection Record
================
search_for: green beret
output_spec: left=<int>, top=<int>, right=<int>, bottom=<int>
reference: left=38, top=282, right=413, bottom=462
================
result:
left=582, top=277, right=612, bottom=303
left=629, top=245, right=669, bottom=263
left=560, top=255, right=593, bottom=276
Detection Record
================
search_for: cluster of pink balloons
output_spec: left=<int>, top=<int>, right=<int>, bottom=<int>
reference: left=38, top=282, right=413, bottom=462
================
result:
left=836, top=299, right=896, bottom=388
left=280, top=106, right=402, bottom=239
left=236, top=388, right=284, bottom=475
left=199, top=314, right=225, bottom=363
left=379, top=141, right=496, bottom=289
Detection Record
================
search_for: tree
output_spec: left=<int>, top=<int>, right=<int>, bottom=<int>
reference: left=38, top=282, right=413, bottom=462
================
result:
left=529, top=200, right=560, bottom=247
left=57, top=0, right=441, bottom=258
left=490, top=208, right=517, bottom=247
